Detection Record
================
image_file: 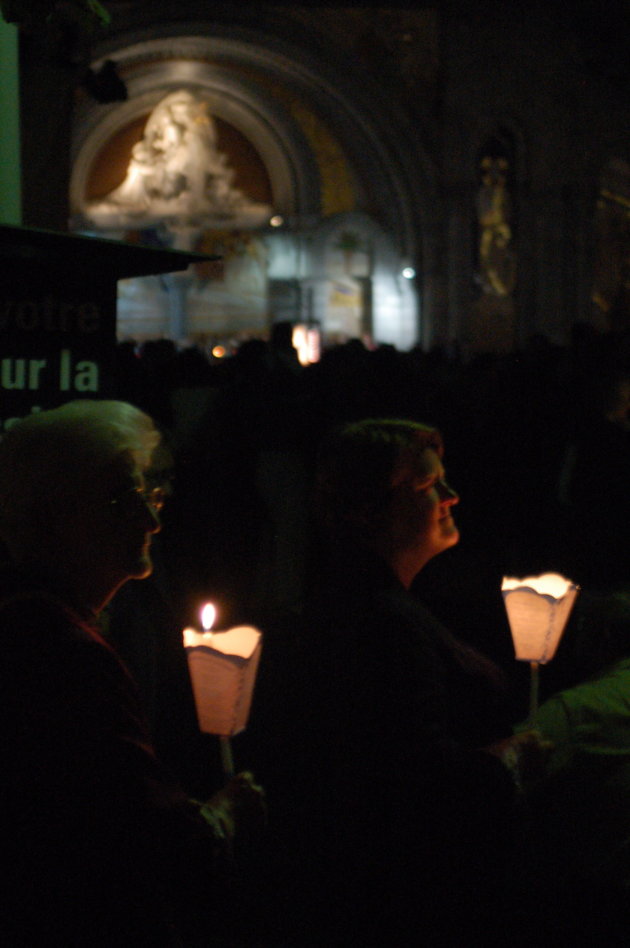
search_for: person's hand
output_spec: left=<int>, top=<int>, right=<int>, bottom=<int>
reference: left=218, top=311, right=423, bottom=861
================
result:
left=203, top=771, right=267, bottom=845
left=486, top=730, right=554, bottom=786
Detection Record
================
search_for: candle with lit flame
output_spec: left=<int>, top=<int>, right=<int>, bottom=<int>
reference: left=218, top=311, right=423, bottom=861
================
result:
left=183, top=603, right=262, bottom=778
left=502, top=572, right=579, bottom=722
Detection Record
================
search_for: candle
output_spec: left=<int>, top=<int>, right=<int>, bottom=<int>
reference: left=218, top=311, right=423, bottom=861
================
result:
left=183, top=602, right=263, bottom=778
left=502, top=572, right=579, bottom=721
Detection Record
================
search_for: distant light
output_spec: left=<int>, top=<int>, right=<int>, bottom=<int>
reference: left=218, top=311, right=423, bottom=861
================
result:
left=270, top=215, right=284, bottom=228
left=402, top=267, right=416, bottom=279
left=292, top=324, right=321, bottom=365
left=212, top=345, right=226, bottom=358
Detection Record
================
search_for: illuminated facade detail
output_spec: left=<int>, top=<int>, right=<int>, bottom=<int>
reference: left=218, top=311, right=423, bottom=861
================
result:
left=83, top=89, right=271, bottom=231
left=70, top=34, right=425, bottom=350
left=476, top=154, right=516, bottom=298
left=287, top=101, right=357, bottom=216
left=466, top=134, right=519, bottom=355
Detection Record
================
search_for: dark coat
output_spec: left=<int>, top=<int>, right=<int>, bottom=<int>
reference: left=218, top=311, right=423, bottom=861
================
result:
left=0, top=567, right=231, bottom=947
left=256, top=550, right=532, bottom=945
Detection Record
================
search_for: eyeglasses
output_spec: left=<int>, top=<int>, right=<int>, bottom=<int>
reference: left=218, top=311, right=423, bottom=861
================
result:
left=110, top=486, right=166, bottom=517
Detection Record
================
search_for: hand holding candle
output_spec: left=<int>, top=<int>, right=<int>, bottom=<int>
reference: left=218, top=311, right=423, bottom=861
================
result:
left=202, top=771, right=268, bottom=847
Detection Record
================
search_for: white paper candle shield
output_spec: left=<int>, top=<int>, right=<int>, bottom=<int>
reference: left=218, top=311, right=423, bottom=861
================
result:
left=183, top=625, right=262, bottom=736
left=502, top=572, right=579, bottom=663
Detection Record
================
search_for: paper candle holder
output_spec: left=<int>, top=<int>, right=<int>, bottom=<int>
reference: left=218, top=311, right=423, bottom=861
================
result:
left=502, top=572, right=579, bottom=664
left=183, top=624, right=262, bottom=737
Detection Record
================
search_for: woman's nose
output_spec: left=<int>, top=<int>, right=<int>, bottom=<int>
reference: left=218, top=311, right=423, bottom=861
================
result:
left=437, top=480, right=459, bottom=504
left=141, top=501, right=162, bottom=533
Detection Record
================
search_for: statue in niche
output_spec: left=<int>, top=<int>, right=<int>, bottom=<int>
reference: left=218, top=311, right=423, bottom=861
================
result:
left=85, top=89, right=271, bottom=230
left=475, top=154, right=516, bottom=297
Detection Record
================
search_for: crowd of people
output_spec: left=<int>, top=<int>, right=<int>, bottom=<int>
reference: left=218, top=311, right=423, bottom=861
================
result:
left=116, top=321, right=630, bottom=629
left=1, top=320, right=630, bottom=945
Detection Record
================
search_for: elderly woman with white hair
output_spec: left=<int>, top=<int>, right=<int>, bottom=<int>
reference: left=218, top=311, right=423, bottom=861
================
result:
left=0, top=400, right=264, bottom=947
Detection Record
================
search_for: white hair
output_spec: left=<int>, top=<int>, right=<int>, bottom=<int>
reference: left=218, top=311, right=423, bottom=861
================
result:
left=0, top=400, right=160, bottom=555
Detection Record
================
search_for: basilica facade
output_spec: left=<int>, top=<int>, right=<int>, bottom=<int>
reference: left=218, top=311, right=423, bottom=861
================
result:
left=15, top=1, right=630, bottom=355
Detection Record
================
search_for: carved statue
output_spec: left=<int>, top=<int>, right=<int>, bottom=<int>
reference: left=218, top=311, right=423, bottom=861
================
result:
left=85, top=90, right=270, bottom=229
left=476, top=155, right=516, bottom=297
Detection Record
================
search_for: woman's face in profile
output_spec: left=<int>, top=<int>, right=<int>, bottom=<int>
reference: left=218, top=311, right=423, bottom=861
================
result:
left=387, top=447, right=460, bottom=570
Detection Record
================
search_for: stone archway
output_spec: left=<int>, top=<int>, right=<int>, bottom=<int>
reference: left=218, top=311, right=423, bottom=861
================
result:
left=71, top=22, right=440, bottom=349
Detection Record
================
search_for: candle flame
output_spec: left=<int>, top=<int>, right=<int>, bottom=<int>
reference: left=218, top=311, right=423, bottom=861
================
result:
left=501, top=572, right=576, bottom=598
left=201, top=602, right=216, bottom=632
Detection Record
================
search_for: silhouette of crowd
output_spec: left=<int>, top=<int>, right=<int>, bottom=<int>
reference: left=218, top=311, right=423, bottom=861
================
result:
left=109, top=321, right=630, bottom=943
left=114, top=320, right=630, bottom=624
